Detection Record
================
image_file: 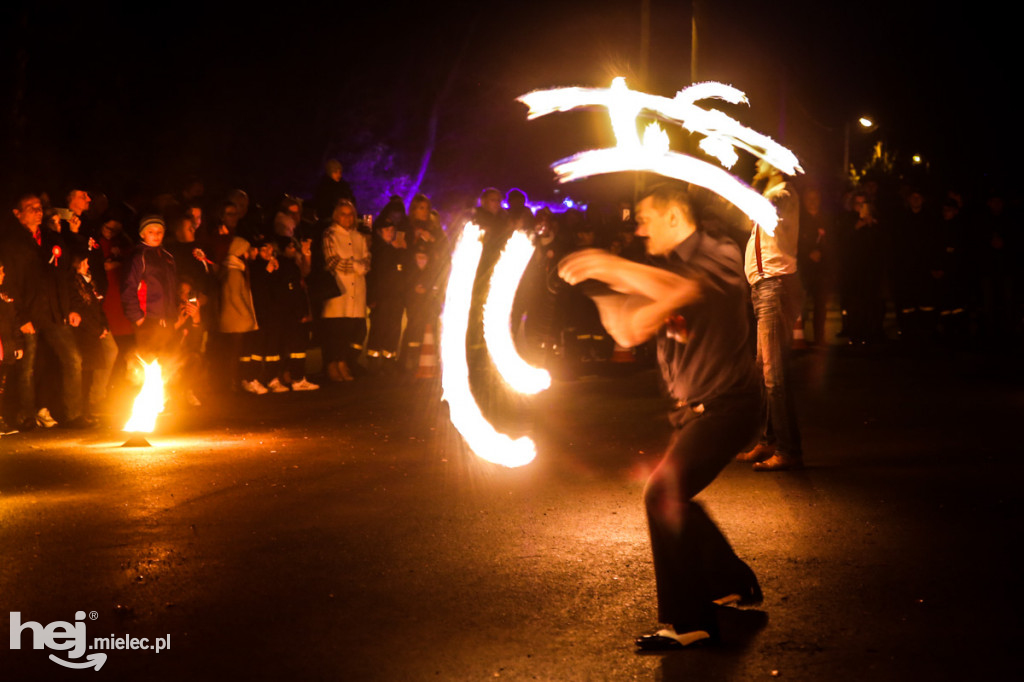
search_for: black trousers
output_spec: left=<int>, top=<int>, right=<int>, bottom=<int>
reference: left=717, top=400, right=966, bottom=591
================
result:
left=367, top=298, right=404, bottom=355
left=322, top=317, right=366, bottom=366
left=644, top=386, right=760, bottom=631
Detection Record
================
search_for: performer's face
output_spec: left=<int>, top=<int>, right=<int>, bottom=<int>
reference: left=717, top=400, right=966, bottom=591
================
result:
left=635, top=196, right=681, bottom=257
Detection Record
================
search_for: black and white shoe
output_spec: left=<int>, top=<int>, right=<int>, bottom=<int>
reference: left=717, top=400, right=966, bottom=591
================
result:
left=635, top=627, right=715, bottom=651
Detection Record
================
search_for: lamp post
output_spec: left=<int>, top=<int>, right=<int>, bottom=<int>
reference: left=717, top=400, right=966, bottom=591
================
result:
left=843, top=115, right=878, bottom=181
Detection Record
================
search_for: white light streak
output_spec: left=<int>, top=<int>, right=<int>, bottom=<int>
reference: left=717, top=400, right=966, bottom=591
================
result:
left=440, top=223, right=536, bottom=468
left=518, top=77, right=803, bottom=234
left=518, top=77, right=802, bottom=177
left=673, top=81, right=749, bottom=106
left=608, top=77, right=642, bottom=149
left=124, top=358, right=165, bottom=433
left=483, top=231, right=551, bottom=395
left=553, top=148, right=780, bottom=232
left=698, top=135, right=739, bottom=169
left=641, top=122, right=670, bottom=155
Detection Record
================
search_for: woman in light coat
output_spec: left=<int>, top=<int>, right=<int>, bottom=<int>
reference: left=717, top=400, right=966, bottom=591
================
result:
left=321, top=200, right=370, bottom=381
left=219, top=236, right=263, bottom=392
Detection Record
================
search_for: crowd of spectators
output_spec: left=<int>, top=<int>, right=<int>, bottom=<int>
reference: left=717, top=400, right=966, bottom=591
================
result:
left=794, top=179, right=1021, bottom=349
left=0, top=159, right=1020, bottom=437
left=0, top=160, right=451, bottom=434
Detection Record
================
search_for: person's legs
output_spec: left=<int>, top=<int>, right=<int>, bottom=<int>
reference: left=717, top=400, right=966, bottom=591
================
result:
left=321, top=318, right=346, bottom=381
left=645, top=391, right=760, bottom=634
left=39, top=324, right=84, bottom=422
left=282, top=319, right=311, bottom=384
left=15, top=332, right=38, bottom=426
left=751, top=276, right=802, bottom=464
left=223, top=332, right=246, bottom=388
left=0, top=362, right=13, bottom=430
left=241, top=331, right=260, bottom=383
left=339, top=317, right=366, bottom=378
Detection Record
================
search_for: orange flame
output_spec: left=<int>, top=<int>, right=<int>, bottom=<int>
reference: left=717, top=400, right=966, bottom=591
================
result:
left=123, top=359, right=165, bottom=433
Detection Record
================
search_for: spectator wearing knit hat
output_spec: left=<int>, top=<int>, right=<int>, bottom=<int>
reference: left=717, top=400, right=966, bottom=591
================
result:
left=121, top=215, right=177, bottom=362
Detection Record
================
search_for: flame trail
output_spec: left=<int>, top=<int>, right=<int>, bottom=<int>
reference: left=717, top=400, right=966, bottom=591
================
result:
left=124, top=358, right=165, bottom=433
left=518, top=77, right=804, bottom=233
left=440, top=223, right=536, bottom=468
left=483, top=231, right=551, bottom=395
left=552, top=146, right=780, bottom=231
left=518, top=77, right=801, bottom=176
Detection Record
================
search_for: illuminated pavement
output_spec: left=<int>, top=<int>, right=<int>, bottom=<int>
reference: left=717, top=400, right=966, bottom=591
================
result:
left=1, top=346, right=1021, bottom=681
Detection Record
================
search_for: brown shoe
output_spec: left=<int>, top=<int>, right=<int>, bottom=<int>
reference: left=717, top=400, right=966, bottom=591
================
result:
left=752, top=452, right=803, bottom=471
left=736, top=443, right=775, bottom=463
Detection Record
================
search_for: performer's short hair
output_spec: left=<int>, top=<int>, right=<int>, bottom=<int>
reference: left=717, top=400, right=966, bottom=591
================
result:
left=639, top=183, right=695, bottom=224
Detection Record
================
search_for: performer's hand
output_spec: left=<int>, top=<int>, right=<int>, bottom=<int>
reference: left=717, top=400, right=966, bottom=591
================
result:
left=557, top=249, right=624, bottom=286
left=68, top=312, right=82, bottom=327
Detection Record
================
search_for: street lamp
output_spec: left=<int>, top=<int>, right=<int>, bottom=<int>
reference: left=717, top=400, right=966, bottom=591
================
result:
left=843, top=115, right=878, bottom=182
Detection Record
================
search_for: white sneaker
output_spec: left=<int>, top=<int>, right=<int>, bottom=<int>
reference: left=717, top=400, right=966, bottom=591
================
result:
left=185, top=390, right=202, bottom=407
left=290, top=378, right=320, bottom=391
left=241, top=379, right=268, bottom=395
left=267, top=378, right=290, bottom=393
left=36, top=407, right=58, bottom=428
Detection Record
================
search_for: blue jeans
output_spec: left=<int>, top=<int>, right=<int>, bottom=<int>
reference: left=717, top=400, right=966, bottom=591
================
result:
left=750, top=274, right=803, bottom=457
left=17, top=325, right=84, bottom=423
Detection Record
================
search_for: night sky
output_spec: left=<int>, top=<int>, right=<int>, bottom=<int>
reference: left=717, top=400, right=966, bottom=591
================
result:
left=0, top=0, right=1013, bottom=214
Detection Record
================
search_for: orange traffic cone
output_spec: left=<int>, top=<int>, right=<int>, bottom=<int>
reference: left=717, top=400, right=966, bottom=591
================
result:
left=792, top=316, right=808, bottom=350
left=416, top=323, right=438, bottom=379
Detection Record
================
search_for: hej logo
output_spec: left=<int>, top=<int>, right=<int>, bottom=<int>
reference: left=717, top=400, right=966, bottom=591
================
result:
left=9, top=611, right=106, bottom=670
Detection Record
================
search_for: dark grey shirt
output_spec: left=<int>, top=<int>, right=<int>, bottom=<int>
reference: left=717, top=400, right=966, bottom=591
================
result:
left=655, top=230, right=758, bottom=405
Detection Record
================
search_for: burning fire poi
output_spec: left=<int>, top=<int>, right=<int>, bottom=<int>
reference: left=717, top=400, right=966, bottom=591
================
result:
left=439, top=223, right=544, bottom=468
left=483, top=230, right=551, bottom=396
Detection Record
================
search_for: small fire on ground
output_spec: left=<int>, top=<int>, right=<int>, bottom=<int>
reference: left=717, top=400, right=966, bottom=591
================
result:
left=124, top=358, right=165, bottom=433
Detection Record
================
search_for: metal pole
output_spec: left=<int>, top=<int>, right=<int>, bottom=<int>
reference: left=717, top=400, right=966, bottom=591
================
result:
left=691, top=0, right=698, bottom=83
left=843, top=121, right=850, bottom=185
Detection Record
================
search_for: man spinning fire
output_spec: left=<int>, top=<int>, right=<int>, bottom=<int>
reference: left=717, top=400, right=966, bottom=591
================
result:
left=558, top=183, right=762, bottom=650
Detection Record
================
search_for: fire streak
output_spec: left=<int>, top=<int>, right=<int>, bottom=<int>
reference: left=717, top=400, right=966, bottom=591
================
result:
left=123, top=358, right=165, bottom=433
left=440, top=223, right=536, bottom=468
left=518, top=77, right=801, bottom=175
left=483, top=231, right=551, bottom=395
left=518, top=77, right=803, bottom=233
left=552, top=147, right=780, bottom=230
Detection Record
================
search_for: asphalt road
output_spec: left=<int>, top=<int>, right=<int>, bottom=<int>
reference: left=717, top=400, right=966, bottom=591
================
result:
left=2, top=344, right=1022, bottom=681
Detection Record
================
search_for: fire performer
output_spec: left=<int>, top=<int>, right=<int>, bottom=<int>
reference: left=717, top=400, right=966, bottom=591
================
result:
left=558, top=183, right=762, bottom=650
